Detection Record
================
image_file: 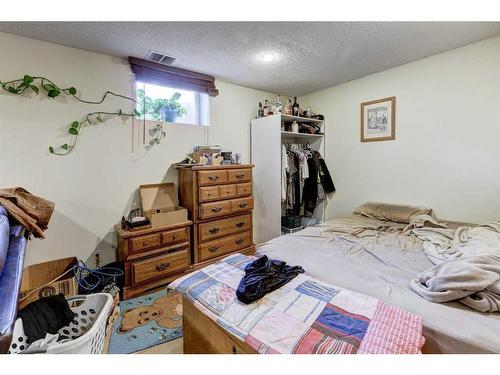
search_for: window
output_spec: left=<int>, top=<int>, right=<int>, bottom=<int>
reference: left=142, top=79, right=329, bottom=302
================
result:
left=135, top=81, right=210, bottom=126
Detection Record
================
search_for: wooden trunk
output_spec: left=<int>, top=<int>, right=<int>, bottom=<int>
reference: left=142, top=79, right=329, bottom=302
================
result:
left=182, top=298, right=257, bottom=354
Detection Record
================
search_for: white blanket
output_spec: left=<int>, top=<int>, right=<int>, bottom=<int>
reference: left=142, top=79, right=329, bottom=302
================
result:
left=408, top=219, right=500, bottom=312
left=410, top=255, right=500, bottom=313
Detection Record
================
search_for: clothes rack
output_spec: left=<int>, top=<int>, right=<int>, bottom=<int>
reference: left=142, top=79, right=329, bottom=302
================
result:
left=251, top=114, right=330, bottom=244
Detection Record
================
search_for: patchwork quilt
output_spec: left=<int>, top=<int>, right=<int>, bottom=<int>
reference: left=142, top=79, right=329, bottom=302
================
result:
left=169, top=254, right=425, bottom=354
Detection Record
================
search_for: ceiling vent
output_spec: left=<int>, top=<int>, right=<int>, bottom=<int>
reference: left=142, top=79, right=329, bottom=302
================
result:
left=145, top=50, right=176, bottom=66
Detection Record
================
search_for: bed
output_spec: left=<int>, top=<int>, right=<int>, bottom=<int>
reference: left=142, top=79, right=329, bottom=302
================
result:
left=256, top=215, right=500, bottom=354
left=171, top=203, right=500, bottom=354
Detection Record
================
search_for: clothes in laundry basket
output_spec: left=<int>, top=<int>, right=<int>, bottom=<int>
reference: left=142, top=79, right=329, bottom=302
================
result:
left=17, top=293, right=75, bottom=343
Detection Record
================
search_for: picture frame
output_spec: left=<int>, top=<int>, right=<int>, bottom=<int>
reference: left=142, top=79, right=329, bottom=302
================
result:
left=360, top=96, right=396, bottom=142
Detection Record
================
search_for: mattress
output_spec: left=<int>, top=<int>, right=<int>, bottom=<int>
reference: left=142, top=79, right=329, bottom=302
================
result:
left=257, top=215, right=500, bottom=354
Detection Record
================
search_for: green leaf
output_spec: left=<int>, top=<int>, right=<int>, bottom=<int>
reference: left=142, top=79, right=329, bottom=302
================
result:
left=133, top=109, right=141, bottom=116
left=48, top=89, right=60, bottom=98
left=7, top=86, right=20, bottom=94
left=42, top=84, right=53, bottom=92
left=71, top=121, right=79, bottom=128
left=23, top=75, right=34, bottom=85
left=171, top=92, right=181, bottom=101
left=117, top=109, right=123, bottom=116
left=30, top=85, right=39, bottom=94
left=96, top=115, right=103, bottom=123
left=49, top=146, right=55, bottom=154
left=61, top=144, right=69, bottom=150
left=68, top=87, right=77, bottom=95
left=69, top=127, right=79, bottom=135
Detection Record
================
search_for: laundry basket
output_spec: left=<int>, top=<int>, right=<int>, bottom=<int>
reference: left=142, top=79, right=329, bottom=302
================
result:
left=9, top=293, right=113, bottom=354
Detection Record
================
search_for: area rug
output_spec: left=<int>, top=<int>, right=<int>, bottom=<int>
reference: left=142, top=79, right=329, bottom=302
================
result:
left=108, top=289, right=183, bottom=354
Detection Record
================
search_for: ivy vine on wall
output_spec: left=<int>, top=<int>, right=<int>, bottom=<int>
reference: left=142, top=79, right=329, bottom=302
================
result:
left=0, top=74, right=145, bottom=156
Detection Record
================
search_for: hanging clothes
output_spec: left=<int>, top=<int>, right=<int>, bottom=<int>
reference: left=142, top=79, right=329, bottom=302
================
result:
left=281, top=144, right=335, bottom=220
left=303, top=155, right=319, bottom=217
left=315, top=151, right=336, bottom=194
left=281, top=144, right=288, bottom=202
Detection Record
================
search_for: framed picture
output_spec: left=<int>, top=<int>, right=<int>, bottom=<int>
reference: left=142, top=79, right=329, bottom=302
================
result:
left=360, top=96, right=396, bottom=142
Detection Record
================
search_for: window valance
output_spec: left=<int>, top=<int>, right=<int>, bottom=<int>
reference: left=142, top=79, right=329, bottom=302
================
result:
left=129, top=57, right=219, bottom=97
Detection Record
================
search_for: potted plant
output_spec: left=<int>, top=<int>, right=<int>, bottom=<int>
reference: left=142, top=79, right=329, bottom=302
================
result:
left=136, top=90, right=187, bottom=123
left=160, top=92, right=187, bottom=122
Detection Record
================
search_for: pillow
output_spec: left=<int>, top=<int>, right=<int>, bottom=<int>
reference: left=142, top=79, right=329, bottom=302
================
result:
left=353, top=202, right=433, bottom=223
left=0, top=206, right=10, bottom=278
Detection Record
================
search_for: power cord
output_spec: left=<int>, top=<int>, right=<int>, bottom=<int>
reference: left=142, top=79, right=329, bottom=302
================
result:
left=73, top=260, right=124, bottom=292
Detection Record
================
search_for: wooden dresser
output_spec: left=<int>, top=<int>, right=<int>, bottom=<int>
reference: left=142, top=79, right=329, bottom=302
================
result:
left=177, top=164, right=255, bottom=267
left=115, top=220, right=192, bottom=299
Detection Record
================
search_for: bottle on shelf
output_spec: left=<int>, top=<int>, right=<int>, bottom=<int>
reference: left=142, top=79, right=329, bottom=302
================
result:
left=285, top=98, right=293, bottom=115
left=257, top=102, right=263, bottom=118
left=274, top=96, right=282, bottom=114
left=263, top=99, right=269, bottom=116
left=291, top=120, right=299, bottom=133
left=305, top=106, right=312, bottom=118
left=292, top=97, right=300, bottom=117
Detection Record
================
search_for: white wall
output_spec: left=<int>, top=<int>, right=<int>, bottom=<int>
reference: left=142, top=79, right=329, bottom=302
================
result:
left=300, top=36, right=500, bottom=223
left=0, top=32, right=271, bottom=266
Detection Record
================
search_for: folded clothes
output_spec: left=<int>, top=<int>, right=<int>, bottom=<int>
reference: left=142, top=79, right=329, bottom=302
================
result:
left=236, top=255, right=304, bottom=304
left=17, top=293, right=75, bottom=343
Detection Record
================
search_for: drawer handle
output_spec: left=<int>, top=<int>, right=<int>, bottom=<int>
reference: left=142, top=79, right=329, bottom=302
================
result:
left=238, top=202, right=248, bottom=208
left=171, top=234, right=178, bottom=240
left=235, top=221, right=245, bottom=228
left=156, top=262, right=170, bottom=271
left=208, top=175, right=219, bottom=181
left=236, top=173, right=245, bottom=178
left=142, top=241, right=150, bottom=246
left=207, top=192, right=213, bottom=196
left=208, top=227, right=220, bottom=234
left=226, top=190, right=232, bottom=194
left=235, top=238, right=245, bottom=245
left=211, top=207, right=222, bottom=213
left=208, top=245, right=219, bottom=253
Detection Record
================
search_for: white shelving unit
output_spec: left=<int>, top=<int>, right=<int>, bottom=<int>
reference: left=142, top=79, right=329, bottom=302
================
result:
left=250, top=114, right=326, bottom=244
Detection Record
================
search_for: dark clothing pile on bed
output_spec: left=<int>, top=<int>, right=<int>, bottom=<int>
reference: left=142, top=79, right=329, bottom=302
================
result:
left=236, top=255, right=304, bottom=304
left=17, top=293, right=75, bottom=343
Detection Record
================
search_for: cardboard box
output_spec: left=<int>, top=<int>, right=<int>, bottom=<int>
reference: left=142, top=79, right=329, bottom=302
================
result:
left=139, top=183, right=188, bottom=228
left=19, top=257, right=78, bottom=309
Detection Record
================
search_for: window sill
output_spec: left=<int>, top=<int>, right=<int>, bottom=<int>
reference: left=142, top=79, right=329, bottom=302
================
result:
left=133, top=118, right=209, bottom=127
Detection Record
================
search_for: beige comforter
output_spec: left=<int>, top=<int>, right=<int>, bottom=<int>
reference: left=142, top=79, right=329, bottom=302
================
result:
left=304, top=213, right=500, bottom=313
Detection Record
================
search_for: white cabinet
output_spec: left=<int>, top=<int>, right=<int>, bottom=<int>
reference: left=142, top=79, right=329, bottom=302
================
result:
left=251, top=114, right=325, bottom=244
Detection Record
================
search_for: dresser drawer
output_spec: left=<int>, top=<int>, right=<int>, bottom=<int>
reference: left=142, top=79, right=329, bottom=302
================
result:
left=199, top=186, right=220, bottom=203
left=230, top=197, right=254, bottom=214
left=227, top=168, right=252, bottom=183
left=198, top=170, right=228, bottom=186
left=130, top=233, right=161, bottom=253
left=198, top=213, right=252, bottom=242
left=131, top=248, right=190, bottom=284
left=161, top=227, right=188, bottom=245
left=199, top=231, right=252, bottom=262
left=236, top=183, right=252, bottom=197
left=199, top=200, right=232, bottom=220
left=219, top=184, right=237, bottom=199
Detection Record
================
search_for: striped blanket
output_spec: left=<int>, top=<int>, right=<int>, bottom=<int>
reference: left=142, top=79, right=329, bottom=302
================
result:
left=169, top=254, right=425, bottom=354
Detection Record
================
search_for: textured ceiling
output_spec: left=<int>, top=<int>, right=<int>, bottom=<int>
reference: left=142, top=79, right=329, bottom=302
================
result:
left=1, top=22, right=500, bottom=96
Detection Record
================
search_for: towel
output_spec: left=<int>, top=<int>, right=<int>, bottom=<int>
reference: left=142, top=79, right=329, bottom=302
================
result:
left=410, top=254, right=500, bottom=313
